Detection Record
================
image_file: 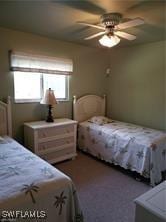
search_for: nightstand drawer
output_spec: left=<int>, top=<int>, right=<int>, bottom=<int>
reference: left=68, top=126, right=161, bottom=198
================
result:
left=38, top=124, right=74, bottom=139
left=40, top=146, right=74, bottom=162
left=38, top=136, right=74, bottom=153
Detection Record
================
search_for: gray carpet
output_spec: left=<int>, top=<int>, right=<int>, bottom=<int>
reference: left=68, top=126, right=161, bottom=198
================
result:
left=56, top=152, right=150, bottom=222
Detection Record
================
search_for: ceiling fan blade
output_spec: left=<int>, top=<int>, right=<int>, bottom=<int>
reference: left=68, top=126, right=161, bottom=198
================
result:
left=115, top=31, right=136, bottom=40
left=117, top=18, right=144, bottom=30
left=85, top=31, right=106, bottom=40
left=77, top=22, right=105, bottom=30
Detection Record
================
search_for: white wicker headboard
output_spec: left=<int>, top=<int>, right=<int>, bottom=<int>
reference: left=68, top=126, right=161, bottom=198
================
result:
left=0, top=97, right=12, bottom=136
left=73, top=94, right=106, bottom=122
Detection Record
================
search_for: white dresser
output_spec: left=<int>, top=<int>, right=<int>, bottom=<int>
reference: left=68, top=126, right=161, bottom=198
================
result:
left=24, top=118, right=77, bottom=164
left=134, top=181, right=166, bottom=222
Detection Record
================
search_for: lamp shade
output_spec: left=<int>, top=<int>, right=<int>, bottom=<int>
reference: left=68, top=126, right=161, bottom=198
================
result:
left=99, top=35, right=120, bottom=48
left=40, top=88, right=57, bottom=105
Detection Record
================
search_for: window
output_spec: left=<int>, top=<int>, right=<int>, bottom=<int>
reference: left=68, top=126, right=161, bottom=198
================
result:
left=10, top=51, right=72, bottom=103
left=14, top=72, right=69, bottom=103
left=14, top=72, right=41, bottom=102
left=43, top=74, right=68, bottom=100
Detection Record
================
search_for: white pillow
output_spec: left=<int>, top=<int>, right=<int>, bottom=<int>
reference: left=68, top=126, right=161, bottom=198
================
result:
left=88, top=116, right=113, bottom=125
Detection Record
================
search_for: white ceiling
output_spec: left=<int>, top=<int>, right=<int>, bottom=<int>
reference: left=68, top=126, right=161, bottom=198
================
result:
left=0, top=0, right=165, bottom=48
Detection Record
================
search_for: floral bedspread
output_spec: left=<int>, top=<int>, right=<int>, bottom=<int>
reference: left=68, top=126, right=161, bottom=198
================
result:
left=0, top=136, right=83, bottom=222
left=78, top=120, right=166, bottom=186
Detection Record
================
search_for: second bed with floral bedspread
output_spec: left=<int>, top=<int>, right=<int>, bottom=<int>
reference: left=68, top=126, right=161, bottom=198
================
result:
left=78, top=120, right=166, bottom=186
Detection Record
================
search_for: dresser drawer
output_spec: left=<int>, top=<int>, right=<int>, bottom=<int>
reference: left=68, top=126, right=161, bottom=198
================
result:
left=38, top=136, right=74, bottom=153
left=24, top=118, right=77, bottom=164
left=40, top=146, right=74, bottom=161
left=37, top=124, right=74, bottom=139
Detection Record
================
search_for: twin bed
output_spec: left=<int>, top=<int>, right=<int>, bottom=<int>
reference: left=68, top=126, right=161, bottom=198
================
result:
left=73, top=95, right=166, bottom=186
left=0, top=98, right=83, bottom=222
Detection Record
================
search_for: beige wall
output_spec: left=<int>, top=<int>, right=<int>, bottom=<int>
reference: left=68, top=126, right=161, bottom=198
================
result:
left=106, top=41, right=165, bottom=130
left=0, top=27, right=109, bottom=142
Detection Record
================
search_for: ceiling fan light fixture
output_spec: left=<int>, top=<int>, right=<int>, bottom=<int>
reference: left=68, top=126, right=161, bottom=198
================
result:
left=99, top=35, right=120, bottom=48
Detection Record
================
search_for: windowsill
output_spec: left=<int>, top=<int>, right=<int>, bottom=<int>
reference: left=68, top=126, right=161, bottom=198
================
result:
left=14, top=99, right=70, bottom=104
left=14, top=99, right=41, bottom=104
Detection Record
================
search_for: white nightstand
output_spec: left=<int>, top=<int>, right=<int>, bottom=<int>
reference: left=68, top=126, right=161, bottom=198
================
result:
left=134, top=181, right=166, bottom=222
left=24, top=118, right=77, bottom=164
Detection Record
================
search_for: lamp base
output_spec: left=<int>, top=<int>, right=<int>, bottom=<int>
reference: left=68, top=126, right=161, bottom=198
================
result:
left=46, top=105, right=54, bottom=122
left=46, top=116, right=54, bottom=122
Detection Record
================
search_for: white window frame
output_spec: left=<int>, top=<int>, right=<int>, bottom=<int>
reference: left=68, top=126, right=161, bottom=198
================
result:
left=13, top=72, right=70, bottom=103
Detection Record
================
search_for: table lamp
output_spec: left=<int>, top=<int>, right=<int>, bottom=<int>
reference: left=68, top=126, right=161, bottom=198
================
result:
left=41, top=88, right=57, bottom=122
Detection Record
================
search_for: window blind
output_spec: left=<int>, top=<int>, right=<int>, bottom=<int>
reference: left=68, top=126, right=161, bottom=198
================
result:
left=10, top=51, right=73, bottom=75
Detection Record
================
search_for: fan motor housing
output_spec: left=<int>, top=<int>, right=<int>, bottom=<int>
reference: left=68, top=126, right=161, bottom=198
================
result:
left=101, top=13, right=122, bottom=27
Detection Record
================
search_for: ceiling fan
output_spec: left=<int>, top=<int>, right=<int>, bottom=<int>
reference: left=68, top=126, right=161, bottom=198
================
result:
left=77, top=13, right=144, bottom=47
